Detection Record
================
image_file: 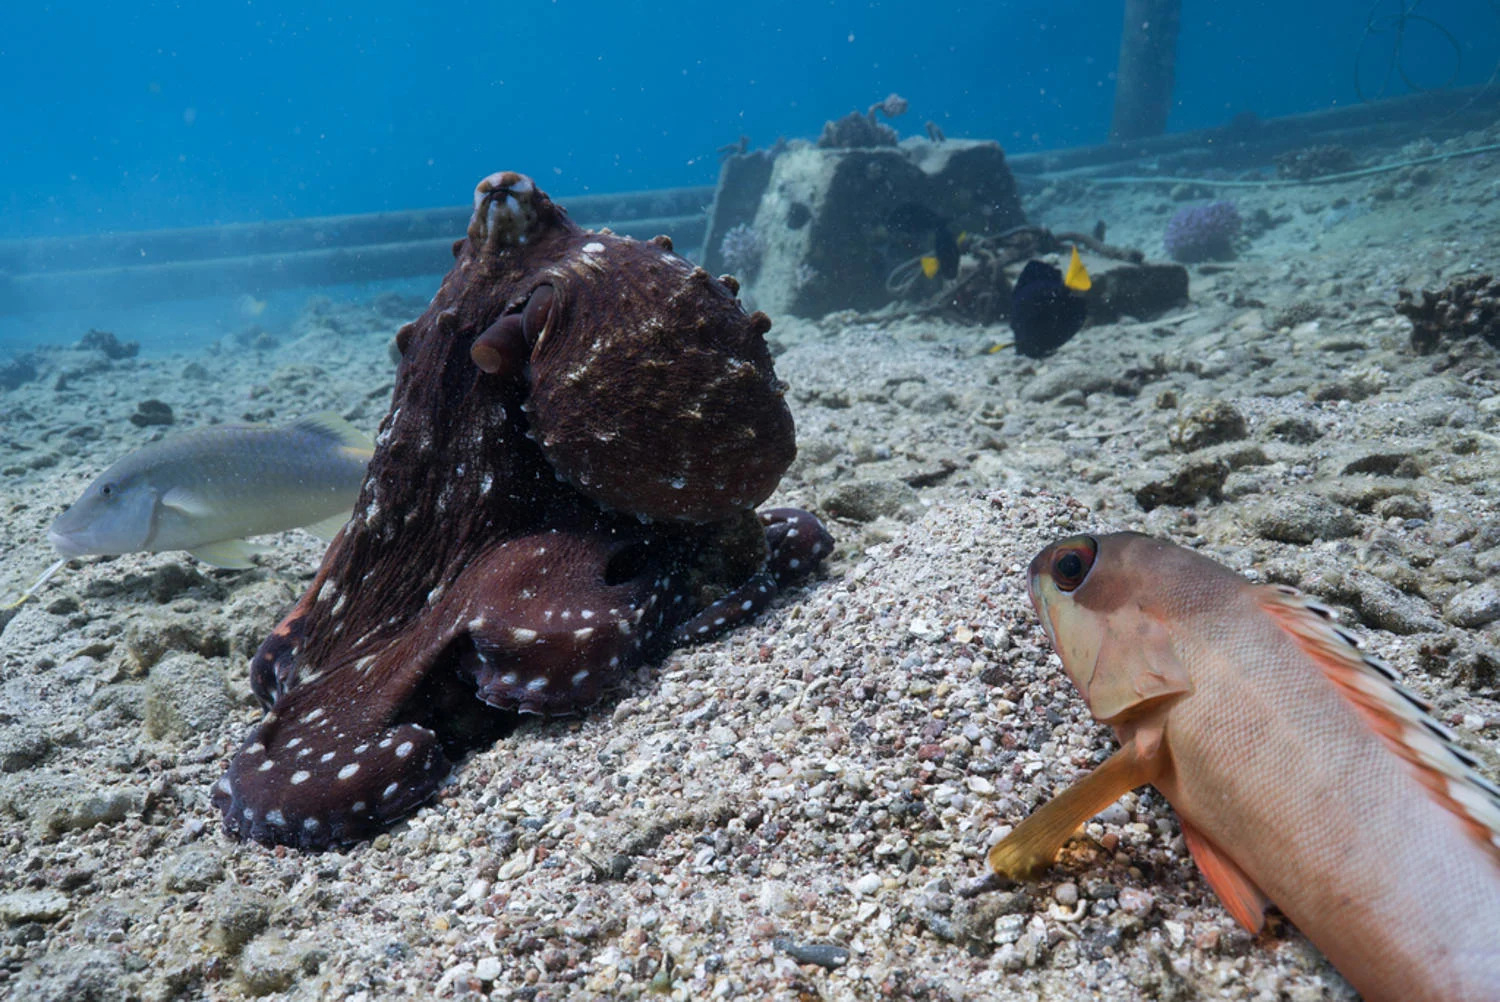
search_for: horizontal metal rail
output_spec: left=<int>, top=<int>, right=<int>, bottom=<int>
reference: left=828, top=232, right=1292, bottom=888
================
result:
left=0, top=188, right=713, bottom=316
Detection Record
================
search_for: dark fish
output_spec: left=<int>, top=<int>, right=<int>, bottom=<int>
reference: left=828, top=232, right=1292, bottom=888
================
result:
left=1010, top=260, right=1088, bottom=358
left=889, top=202, right=960, bottom=281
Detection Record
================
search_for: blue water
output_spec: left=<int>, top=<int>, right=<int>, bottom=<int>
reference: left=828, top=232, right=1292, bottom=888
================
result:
left=1, top=0, right=1497, bottom=352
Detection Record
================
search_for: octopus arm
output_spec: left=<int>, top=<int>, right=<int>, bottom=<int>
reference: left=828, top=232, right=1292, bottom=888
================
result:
left=675, top=507, right=833, bottom=644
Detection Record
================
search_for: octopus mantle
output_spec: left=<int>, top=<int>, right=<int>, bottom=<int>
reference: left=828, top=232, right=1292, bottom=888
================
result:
left=213, top=172, right=831, bottom=849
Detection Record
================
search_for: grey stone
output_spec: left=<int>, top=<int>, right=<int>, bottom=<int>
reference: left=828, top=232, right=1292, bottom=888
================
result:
left=1347, top=572, right=1444, bottom=635
left=8, top=948, right=128, bottom=1002
left=162, top=846, right=225, bottom=892
left=208, top=885, right=272, bottom=956
left=0, top=725, right=52, bottom=773
left=0, top=889, right=70, bottom=925
left=35, top=784, right=142, bottom=838
left=1022, top=365, right=1114, bottom=403
left=144, top=653, right=232, bottom=741
left=1445, top=582, right=1500, bottom=628
left=240, top=933, right=305, bottom=996
left=1247, top=494, right=1358, bottom=543
left=1169, top=400, right=1247, bottom=452
left=1132, top=459, right=1229, bottom=512
left=820, top=479, right=920, bottom=522
left=1320, top=476, right=1426, bottom=514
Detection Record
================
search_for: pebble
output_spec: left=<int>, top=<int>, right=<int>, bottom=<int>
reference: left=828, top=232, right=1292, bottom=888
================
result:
left=0, top=725, right=53, bottom=773
left=1118, top=887, right=1155, bottom=916
left=34, top=783, right=141, bottom=838
left=1133, top=458, right=1230, bottom=511
left=143, top=653, right=234, bottom=741
left=0, top=889, right=70, bottom=925
left=850, top=873, right=883, bottom=897
left=1022, top=365, right=1113, bottom=403
left=208, top=886, right=272, bottom=956
left=474, top=956, right=502, bottom=982
left=239, top=934, right=304, bottom=996
left=1169, top=400, right=1247, bottom=452
left=1444, top=582, right=1500, bottom=628
left=773, top=938, right=850, bottom=970
left=161, top=846, right=224, bottom=892
left=1249, top=492, right=1359, bottom=543
left=820, top=479, right=919, bottom=522
left=1347, top=571, right=1444, bottom=635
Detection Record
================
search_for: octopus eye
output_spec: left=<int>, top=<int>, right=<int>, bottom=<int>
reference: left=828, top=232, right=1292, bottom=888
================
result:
left=1050, top=536, right=1097, bottom=592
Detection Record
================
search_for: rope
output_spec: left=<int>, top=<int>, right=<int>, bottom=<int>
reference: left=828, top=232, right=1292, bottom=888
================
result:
left=1072, top=141, right=1500, bottom=189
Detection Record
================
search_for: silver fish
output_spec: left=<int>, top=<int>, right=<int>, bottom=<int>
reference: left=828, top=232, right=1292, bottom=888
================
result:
left=48, top=413, right=372, bottom=568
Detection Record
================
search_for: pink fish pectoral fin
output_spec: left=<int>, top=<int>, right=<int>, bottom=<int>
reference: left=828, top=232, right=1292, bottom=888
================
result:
left=989, top=740, right=1161, bottom=879
left=1086, top=612, right=1192, bottom=722
left=1179, top=819, right=1271, bottom=933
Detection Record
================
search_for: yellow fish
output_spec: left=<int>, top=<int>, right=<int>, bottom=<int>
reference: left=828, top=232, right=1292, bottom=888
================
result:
left=1064, top=246, right=1091, bottom=292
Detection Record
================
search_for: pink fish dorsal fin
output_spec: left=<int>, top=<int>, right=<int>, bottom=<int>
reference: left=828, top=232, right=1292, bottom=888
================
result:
left=1257, top=584, right=1500, bottom=859
left=1087, top=609, right=1193, bottom=723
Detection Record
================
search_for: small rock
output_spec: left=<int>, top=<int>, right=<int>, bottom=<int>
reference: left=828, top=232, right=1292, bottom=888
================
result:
left=474, top=956, right=503, bottom=982
left=1169, top=400, right=1247, bottom=452
left=1247, top=494, right=1358, bottom=543
left=129, top=399, right=175, bottom=427
left=907, top=618, right=944, bottom=642
left=144, top=653, right=233, bottom=740
left=1133, top=459, right=1229, bottom=511
left=1374, top=494, right=1431, bottom=520
left=1347, top=571, right=1443, bottom=635
left=1265, top=415, right=1321, bottom=444
left=850, top=873, right=883, bottom=897
left=1118, top=887, right=1154, bottom=916
left=7, top=948, right=127, bottom=1002
left=162, top=846, right=225, bottom=892
left=35, top=785, right=141, bottom=838
left=239, top=933, right=302, bottom=996
left=209, top=886, right=272, bottom=956
left=0, top=889, right=71, bottom=925
left=820, top=479, right=919, bottom=522
left=1022, top=365, right=1113, bottom=404
left=1053, top=882, right=1079, bottom=907
left=0, top=725, right=53, bottom=773
left=774, top=938, right=850, bottom=970
left=1445, top=582, right=1500, bottom=628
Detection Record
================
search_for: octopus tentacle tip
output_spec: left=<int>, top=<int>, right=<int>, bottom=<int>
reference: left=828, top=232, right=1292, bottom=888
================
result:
left=217, top=171, right=832, bottom=850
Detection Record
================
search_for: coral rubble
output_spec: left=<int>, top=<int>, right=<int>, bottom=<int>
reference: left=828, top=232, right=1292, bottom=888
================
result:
left=1395, top=273, right=1500, bottom=353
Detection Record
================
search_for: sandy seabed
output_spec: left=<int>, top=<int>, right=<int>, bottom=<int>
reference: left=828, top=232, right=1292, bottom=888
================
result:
left=1, top=124, right=1499, bottom=1001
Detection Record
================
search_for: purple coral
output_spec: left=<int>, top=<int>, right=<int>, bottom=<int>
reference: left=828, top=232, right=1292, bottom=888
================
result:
left=719, top=223, right=764, bottom=278
left=1163, top=201, right=1241, bottom=263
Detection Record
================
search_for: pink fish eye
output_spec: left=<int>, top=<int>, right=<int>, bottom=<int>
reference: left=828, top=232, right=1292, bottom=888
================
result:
left=1050, top=535, right=1097, bottom=592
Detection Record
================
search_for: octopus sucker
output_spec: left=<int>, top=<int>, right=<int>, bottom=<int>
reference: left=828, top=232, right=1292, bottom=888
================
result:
left=214, top=171, right=831, bottom=851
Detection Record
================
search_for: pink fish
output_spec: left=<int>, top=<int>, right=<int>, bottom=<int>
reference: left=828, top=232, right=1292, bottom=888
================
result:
left=990, top=532, right=1500, bottom=1002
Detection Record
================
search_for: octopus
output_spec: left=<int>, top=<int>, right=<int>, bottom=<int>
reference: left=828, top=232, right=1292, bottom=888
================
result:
left=212, top=171, right=832, bottom=850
